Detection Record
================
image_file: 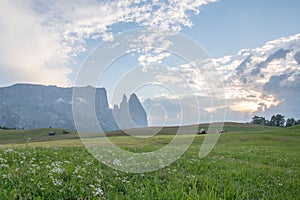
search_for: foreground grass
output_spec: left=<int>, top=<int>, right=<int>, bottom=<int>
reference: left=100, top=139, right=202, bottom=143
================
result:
left=0, top=126, right=299, bottom=199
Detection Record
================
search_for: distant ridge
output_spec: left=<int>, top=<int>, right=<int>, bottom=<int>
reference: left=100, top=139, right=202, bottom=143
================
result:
left=0, top=84, right=148, bottom=131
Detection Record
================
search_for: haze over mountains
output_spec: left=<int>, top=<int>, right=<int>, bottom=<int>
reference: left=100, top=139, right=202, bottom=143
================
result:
left=0, top=84, right=148, bottom=130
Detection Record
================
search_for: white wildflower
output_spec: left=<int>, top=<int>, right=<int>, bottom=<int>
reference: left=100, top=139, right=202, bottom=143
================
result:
left=50, top=167, right=64, bottom=174
left=113, top=159, right=122, bottom=166
left=93, top=187, right=104, bottom=196
left=52, top=178, right=63, bottom=186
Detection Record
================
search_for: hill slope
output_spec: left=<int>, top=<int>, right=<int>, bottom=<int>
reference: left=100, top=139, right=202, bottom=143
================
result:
left=0, top=122, right=287, bottom=145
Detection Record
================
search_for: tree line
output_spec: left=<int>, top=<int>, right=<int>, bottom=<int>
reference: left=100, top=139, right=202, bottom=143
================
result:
left=0, top=126, right=17, bottom=130
left=251, top=114, right=300, bottom=127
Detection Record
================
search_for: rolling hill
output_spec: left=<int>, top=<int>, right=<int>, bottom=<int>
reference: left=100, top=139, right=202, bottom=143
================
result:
left=0, top=122, right=287, bottom=145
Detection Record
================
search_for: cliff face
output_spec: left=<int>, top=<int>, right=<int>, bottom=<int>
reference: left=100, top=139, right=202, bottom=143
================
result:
left=112, top=94, right=148, bottom=130
left=128, top=94, right=148, bottom=127
left=0, top=84, right=147, bottom=131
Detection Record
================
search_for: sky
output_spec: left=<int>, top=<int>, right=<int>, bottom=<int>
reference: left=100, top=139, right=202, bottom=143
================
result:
left=183, top=0, right=300, bottom=57
left=0, top=0, right=299, bottom=125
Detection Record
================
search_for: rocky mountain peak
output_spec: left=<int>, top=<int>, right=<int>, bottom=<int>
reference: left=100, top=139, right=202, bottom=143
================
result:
left=0, top=84, right=148, bottom=131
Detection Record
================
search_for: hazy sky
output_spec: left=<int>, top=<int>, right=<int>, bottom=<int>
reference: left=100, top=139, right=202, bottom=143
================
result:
left=0, top=0, right=299, bottom=125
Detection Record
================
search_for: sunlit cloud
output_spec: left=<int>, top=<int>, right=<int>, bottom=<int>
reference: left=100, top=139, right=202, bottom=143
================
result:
left=145, top=33, right=300, bottom=124
left=0, top=0, right=217, bottom=86
left=214, top=33, right=300, bottom=115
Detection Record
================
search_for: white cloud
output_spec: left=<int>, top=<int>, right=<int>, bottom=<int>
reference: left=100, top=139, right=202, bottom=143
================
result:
left=144, top=33, right=300, bottom=124
left=0, top=0, right=71, bottom=86
left=214, top=33, right=300, bottom=117
left=0, top=0, right=218, bottom=86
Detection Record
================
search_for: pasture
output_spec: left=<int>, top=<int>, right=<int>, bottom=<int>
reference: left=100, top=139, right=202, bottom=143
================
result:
left=0, top=123, right=299, bottom=199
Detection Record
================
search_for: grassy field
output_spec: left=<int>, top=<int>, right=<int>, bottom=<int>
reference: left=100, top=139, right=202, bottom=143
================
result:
left=0, top=123, right=299, bottom=199
left=0, top=122, right=276, bottom=145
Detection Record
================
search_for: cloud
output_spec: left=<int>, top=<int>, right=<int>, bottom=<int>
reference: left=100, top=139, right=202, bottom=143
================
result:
left=0, top=0, right=218, bottom=86
left=0, top=0, right=71, bottom=86
left=4, top=0, right=298, bottom=123
left=143, top=33, right=300, bottom=125
left=143, top=95, right=213, bottom=125
left=213, top=33, right=300, bottom=118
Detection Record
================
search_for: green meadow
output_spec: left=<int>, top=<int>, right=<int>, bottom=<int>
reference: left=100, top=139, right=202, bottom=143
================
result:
left=0, top=123, right=299, bottom=199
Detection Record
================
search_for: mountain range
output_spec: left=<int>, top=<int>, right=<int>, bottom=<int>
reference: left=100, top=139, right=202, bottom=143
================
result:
left=0, top=84, right=148, bottom=130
